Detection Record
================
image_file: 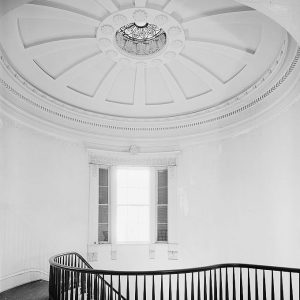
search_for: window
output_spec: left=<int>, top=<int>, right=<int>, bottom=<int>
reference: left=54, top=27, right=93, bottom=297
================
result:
left=116, top=167, right=151, bottom=243
left=89, top=159, right=177, bottom=249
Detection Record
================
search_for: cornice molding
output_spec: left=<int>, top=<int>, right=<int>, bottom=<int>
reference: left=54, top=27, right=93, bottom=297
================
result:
left=0, top=39, right=300, bottom=146
left=88, top=148, right=179, bottom=166
left=0, top=33, right=289, bottom=122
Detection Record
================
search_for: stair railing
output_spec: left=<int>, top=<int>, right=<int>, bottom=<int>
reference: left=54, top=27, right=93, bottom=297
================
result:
left=49, top=252, right=300, bottom=300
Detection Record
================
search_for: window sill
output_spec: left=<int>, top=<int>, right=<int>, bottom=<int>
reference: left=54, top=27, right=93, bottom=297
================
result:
left=88, top=242, right=178, bottom=261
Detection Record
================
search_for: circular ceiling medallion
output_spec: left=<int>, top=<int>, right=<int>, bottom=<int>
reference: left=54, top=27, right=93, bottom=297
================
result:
left=115, top=23, right=167, bottom=56
left=96, top=8, right=185, bottom=64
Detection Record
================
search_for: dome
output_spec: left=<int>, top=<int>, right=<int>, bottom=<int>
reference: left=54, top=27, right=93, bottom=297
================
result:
left=0, top=0, right=300, bottom=147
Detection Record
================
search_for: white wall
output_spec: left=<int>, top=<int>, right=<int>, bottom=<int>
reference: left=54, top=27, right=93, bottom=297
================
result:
left=93, top=100, right=300, bottom=271
left=1, top=99, right=300, bottom=292
left=0, top=122, right=89, bottom=292
left=177, top=102, right=300, bottom=269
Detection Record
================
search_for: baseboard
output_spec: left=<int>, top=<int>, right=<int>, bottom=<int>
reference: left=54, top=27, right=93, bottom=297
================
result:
left=0, top=269, right=48, bottom=293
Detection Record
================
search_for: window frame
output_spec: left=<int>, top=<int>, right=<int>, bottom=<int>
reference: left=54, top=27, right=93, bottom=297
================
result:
left=88, top=153, right=178, bottom=254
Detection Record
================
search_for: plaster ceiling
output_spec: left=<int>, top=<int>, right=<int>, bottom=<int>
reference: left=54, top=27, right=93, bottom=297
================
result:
left=0, top=0, right=288, bottom=119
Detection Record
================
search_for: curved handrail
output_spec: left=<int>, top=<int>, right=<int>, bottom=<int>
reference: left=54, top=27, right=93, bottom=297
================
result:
left=49, top=252, right=300, bottom=300
left=49, top=252, right=300, bottom=276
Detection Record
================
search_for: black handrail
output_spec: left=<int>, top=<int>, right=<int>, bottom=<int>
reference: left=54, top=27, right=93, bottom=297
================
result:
left=49, top=252, right=300, bottom=300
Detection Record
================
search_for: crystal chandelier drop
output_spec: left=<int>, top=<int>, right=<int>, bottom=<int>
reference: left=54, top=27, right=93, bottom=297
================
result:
left=115, top=23, right=167, bottom=56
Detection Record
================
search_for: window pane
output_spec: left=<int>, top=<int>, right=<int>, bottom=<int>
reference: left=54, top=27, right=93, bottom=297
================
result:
left=99, top=168, right=108, bottom=186
left=117, top=168, right=150, bottom=188
left=158, top=170, right=168, bottom=187
left=158, top=187, right=168, bottom=204
left=157, top=205, right=168, bottom=223
left=157, top=224, right=168, bottom=242
left=98, top=224, right=108, bottom=242
left=116, top=167, right=150, bottom=205
left=98, top=205, right=108, bottom=223
left=116, top=206, right=150, bottom=243
left=99, top=187, right=108, bottom=204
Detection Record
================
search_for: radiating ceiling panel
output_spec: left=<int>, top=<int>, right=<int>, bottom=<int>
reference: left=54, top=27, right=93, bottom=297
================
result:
left=67, top=54, right=115, bottom=97
left=106, top=66, right=136, bottom=105
left=18, top=17, right=97, bottom=48
left=182, top=46, right=247, bottom=83
left=30, top=0, right=108, bottom=21
left=166, top=60, right=211, bottom=99
left=33, top=44, right=100, bottom=79
left=186, top=22, right=262, bottom=53
left=146, top=66, right=172, bottom=105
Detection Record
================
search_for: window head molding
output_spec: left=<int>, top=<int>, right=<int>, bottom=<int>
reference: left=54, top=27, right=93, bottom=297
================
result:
left=88, top=148, right=179, bottom=167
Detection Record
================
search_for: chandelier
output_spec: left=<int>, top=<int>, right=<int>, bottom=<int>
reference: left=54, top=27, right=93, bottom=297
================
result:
left=115, top=23, right=167, bottom=56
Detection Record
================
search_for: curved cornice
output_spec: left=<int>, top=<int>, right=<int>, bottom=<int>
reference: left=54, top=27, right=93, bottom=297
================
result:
left=0, top=42, right=299, bottom=136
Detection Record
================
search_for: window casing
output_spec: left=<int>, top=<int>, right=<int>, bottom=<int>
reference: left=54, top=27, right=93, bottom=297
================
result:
left=89, top=162, right=177, bottom=248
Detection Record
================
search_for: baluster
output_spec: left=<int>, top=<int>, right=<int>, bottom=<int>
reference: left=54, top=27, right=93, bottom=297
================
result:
left=225, top=269, right=229, bottom=300
left=198, top=272, right=201, bottom=300
left=103, top=275, right=106, bottom=300
left=79, top=273, right=83, bottom=300
left=185, top=274, right=188, bottom=300
left=191, top=273, right=195, bottom=300
left=239, top=269, right=243, bottom=300
left=66, top=270, right=70, bottom=300
left=290, top=273, right=293, bottom=300
left=60, top=269, right=63, bottom=300
left=71, top=271, right=74, bottom=300
left=176, top=274, right=179, bottom=300
left=144, top=276, right=147, bottom=300
left=127, top=276, right=130, bottom=300
left=280, top=272, right=284, bottom=300
left=271, top=272, right=274, bottom=300
left=214, top=270, right=217, bottom=300
left=87, top=273, right=91, bottom=300
left=119, top=275, right=122, bottom=300
left=161, top=275, right=164, bottom=300
left=75, top=272, right=79, bottom=300
left=169, top=275, right=172, bottom=300
left=94, top=275, right=98, bottom=300
left=62, top=269, right=65, bottom=300
left=248, top=269, right=251, bottom=300
left=111, top=275, right=114, bottom=300
left=299, top=273, right=300, bottom=300
left=153, top=275, right=156, bottom=300
left=255, top=270, right=258, bottom=300
left=232, top=268, right=236, bottom=300
left=204, top=272, right=207, bottom=300
left=219, top=269, right=223, bottom=300
left=135, top=275, right=139, bottom=300
left=57, top=268, right=61, bottom=300
left=210, top=271, right=213, bottom=300
left=262, top=271, right=266, bottom=300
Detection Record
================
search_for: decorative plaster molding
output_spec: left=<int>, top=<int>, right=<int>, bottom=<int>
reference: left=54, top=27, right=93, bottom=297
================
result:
left=0, top=39, right=299, bottom=141
left=0, top=34, right=289, bottom=121
left=88, top=149, right=179, bottom=166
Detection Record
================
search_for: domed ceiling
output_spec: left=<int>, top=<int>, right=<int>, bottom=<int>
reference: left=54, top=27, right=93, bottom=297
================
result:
left=0, top=0, right=300, bottom=146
